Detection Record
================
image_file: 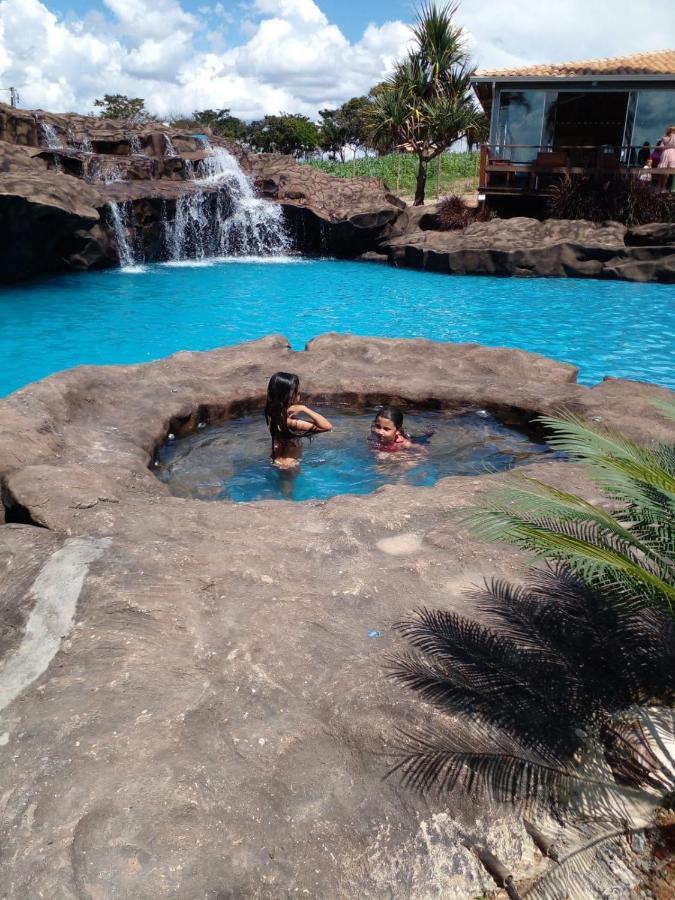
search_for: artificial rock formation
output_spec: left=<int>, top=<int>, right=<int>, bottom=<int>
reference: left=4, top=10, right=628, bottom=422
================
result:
left=3, top=103, right=675, bottom=283
left=0, top=104, right=402, bottom=281
left=378, top=214, right=675, bottom=282
left=0, top=335, right=673, bottom=898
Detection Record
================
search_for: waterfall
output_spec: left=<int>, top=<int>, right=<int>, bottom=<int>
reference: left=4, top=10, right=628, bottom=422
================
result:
left=163, top=135, right=178, bottom=157
left=39, top=123, right=63, bottom=149
left=78, top=137, right=93, bottom=154
left=107, top=201, right=139, bottom=269
left=165, top=146, right=290, bottom=261
left=130, top=135, right=142, bottom=155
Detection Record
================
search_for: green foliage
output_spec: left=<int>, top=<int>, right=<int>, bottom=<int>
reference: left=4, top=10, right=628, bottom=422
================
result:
left=304, top=151, right=477, bottom=197
left=463, top=411, right=675, bottom=614
left=336, top=95, right=372, bottom=153
left=389, top=570, right=675, bottom=897
left=168, top=109, right=246, bottom=141
left=387, top=410, right=675, bottom=895
left=369, top=2, right=482, bottom=204
left=192, top=109, right=247, bottom=140
left=247, top=113, right=320, bottom=157
left=318, top=97, right=375, bottom=163
left=94, top=94, right=149, bottom=123
left=547, top=173, right=675, bottom=225
left=318, top=108, right=346, bottom=161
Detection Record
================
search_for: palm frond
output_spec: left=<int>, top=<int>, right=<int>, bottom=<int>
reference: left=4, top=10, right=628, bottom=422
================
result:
left=651, top=397, right=675, bottom=422
left=524, top=824, right=643, bottom=900
left=388, top=722, right=652, bottom=818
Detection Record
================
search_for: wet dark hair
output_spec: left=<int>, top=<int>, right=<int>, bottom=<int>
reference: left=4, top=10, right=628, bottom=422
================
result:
left=265, top=371, right=314, bottom=461
left=373, top=405, right=409, bottom=438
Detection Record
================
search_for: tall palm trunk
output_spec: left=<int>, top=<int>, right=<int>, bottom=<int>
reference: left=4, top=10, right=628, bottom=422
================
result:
left=414, top=155, right=428, bottom=205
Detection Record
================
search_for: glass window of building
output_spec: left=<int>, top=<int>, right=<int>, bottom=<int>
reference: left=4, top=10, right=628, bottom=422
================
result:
left=632, top=90, right=675, bottom=153
left=495, top=90, right=546, bottom=162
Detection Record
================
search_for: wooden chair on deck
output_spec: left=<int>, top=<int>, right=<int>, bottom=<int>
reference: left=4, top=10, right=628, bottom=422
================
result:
left=533, top=151, right=569, bottom=188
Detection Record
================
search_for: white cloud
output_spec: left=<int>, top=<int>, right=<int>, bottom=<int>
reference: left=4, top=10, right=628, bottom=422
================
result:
left=461, top=0, right=675, bottom=72
left=0, top=0, right=411, bottom=117
left=102, top=0, right=198, bottom=41
left=0, top=0, right=672, bottom=119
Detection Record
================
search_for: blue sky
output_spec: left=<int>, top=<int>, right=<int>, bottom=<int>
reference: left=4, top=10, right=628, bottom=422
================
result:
left=48, top=0, right=414, bottom=43
left=1, top=0, right=673, bottom=118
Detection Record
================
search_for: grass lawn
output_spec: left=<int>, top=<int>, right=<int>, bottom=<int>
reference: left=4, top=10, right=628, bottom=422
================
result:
left=303, top=151, right=479, bottom=202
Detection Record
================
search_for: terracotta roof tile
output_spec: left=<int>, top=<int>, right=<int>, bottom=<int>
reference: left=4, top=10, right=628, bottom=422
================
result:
left=475, top=49, right=675, bottom=78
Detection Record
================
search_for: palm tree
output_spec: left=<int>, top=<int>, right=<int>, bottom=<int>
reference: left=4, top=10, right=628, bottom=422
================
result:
left=388, top=569, right=675, bottom=897
left=462, top=409, right=675, bottom=615
left=386, top=408, right=675, bottom=895
left=369, top=2, right=482, bottom=205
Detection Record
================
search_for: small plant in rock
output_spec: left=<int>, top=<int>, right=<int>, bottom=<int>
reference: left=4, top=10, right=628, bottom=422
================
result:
left=436, top=193, right=492, bottom=230
left=388, top=571, right=675, bottom=898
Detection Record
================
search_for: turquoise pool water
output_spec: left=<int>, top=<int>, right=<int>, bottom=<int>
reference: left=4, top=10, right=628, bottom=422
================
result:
left=1, top=257, right=673, bottom=397
left=156, top=408, right=550, bottom=502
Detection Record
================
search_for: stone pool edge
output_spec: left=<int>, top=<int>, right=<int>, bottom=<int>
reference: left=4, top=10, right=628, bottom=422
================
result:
left=1, top=332, right=673, bottom=533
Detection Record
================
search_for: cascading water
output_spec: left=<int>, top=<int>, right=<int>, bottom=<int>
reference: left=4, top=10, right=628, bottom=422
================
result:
left=91, top=165, right=141, bottom=269
left=39, top=123, right=63, bottom=149
left=130, top=135, right=142, bottom=155
left=107, top=202, right=137, bottom=268
left=165, top=146, right=290, bottom=261
left=38, top=122, right=64, bottom=172
left=163, top=135, right=178, bottom=157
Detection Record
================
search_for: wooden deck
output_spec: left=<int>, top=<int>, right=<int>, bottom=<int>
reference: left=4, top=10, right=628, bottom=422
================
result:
left=478, top=145, right=675, bottom=196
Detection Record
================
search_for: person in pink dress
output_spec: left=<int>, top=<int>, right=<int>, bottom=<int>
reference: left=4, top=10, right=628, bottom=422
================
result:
left=657, top=126, right=675, bottom=169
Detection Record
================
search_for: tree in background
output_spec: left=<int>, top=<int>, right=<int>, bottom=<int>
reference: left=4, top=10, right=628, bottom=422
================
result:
left=191, top=109, right=247, bottom=141
left=369, top=2, right=482, bottom=204
left=335, top=95, right=373, bottom=174
left=246, top=114, right=320, bottom=158
left=94, top=94, right=150, bottom=123
left=318, top=108, right=347, bottom=161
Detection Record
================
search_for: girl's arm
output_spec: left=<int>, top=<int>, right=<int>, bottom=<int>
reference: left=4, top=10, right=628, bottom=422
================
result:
left=287, top=404, right=333, bottom=433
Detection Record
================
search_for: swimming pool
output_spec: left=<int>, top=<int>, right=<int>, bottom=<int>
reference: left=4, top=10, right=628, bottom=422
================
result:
left=1, top=257, right=673, bottom=397
left=156, top=408, right=550, bottom=502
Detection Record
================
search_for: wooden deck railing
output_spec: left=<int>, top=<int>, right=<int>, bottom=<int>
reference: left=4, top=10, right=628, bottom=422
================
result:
left=478, top=145, right=675, bottom=195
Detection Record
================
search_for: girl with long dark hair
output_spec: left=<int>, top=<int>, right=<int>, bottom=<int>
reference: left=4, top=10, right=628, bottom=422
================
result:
left=265, top=372, right=332, bottom=467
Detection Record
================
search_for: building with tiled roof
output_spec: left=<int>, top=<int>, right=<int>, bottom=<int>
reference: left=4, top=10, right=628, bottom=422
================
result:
left=475, top=49, right=675, bottom=80
left=470, top=50, right=675, bottom=211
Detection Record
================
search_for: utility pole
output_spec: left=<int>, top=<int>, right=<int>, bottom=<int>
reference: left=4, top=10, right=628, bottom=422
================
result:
left=1, top=87, right=21, bottom=107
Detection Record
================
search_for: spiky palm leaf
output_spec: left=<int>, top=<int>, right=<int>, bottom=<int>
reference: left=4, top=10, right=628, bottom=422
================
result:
left=462, top=412, right=675, bottom=613
left=388, top=570, right=675, bottom=898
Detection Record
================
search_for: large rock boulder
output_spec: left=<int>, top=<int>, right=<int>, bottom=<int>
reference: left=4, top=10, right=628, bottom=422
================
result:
left=379, top=216, right=675, bottom=282
left=242, top=151, right=405, bottom=256
left=0, top=168, right=115, bottom=280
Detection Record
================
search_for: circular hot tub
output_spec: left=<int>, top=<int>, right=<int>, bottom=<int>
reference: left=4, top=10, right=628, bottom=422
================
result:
left=155, top=405, right=551, bottom=502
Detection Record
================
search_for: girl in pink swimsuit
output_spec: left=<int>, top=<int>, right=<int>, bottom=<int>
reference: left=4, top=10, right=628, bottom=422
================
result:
left=369, top=406, right=413, bottom=451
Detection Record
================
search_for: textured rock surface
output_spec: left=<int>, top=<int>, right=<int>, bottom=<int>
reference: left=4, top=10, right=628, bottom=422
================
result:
left=0, top=103, right=403, bottom=280
left=0, top=335, right=673, bottom=898
left=4, top=103, right=674, bottom=283
left=0, top=162, right=116, bottom=279
left=244, top=152, right=404, bottom=256
left=379, top=216, right=675, bottom=282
